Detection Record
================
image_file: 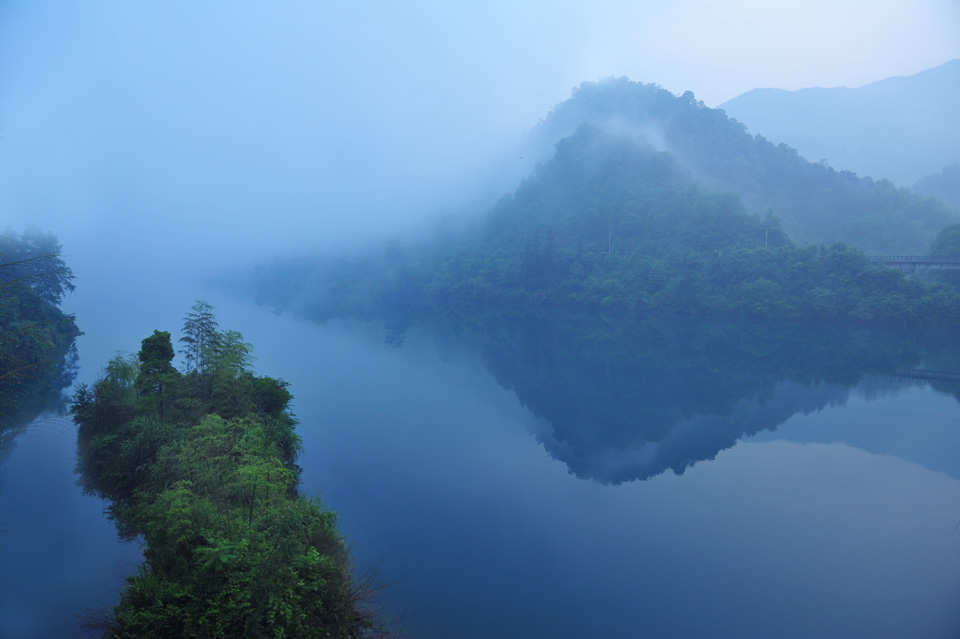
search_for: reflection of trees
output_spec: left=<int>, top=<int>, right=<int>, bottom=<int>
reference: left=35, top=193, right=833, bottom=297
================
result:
left=387, top=307, right=960, bottom=484
left=0, top=356, right=77, bottom=510
left=0, top=354, right=77, bottom=472
left=0, top=345, right=77, bottom=425
left=0, top=231, right=79, bottom=474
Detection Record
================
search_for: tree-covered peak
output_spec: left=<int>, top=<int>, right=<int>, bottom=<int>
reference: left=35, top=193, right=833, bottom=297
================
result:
left=483, top=123, right=787, bottom=260
left=524, top=77, right=957, bottom=253
left=538, top=77, right=716, bottom=136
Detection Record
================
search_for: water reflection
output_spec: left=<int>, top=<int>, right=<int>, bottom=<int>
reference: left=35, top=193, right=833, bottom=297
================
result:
left=189, top=297, right=960, bottom=637
left=373, top=308, right=960, bottom=483
left=266, top=307, right=960, bottom=639
left=0, top=346, right=78, bottom=486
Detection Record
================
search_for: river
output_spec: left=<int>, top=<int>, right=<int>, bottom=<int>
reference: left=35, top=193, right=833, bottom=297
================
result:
left=1, top=271, right=958, bottom=638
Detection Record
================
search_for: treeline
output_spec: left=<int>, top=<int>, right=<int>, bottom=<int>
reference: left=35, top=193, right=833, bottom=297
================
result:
left=258, top=126, right=960, bottom=327
left=71, top=301, right=376, bottom=639
left=0, top=229, right=79, bottom=431
left=914, top=163, right=960, bottom=209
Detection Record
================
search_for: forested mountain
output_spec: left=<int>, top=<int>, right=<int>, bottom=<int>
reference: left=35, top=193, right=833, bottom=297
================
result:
left=259, top=124, right=960, bottom=326
left=525, top=77, right=956, bottom=253
left=257, top=78, right=960, bottom=327
left=719, top=59, right=960, bottom=187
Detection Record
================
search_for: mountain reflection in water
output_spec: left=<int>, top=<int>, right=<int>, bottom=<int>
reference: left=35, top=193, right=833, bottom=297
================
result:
left=371, top=308, right=960, bottom=484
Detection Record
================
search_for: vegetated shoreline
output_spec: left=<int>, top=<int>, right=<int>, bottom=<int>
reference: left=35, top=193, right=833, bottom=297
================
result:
left=71, top=301, right=382, bottom=639
left=0, top=229, right=80, bottom=436
left=258, top=240, right=960, bottom=331
left=255, top=123, right=960, bottom=330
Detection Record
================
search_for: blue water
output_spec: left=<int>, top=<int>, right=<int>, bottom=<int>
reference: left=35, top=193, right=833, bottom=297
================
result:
left=0, top=418, right=141, bottom=637
left=1, top=286, right=958, bottom=638
left=275, top=317, right=960, bottom=639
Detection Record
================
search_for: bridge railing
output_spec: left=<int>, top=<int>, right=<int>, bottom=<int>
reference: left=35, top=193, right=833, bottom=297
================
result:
left=869, top=255, right=928, bottom=262
left=868, top=255, right=960, bottom=269
left=864, top=369, right=960, bottom=385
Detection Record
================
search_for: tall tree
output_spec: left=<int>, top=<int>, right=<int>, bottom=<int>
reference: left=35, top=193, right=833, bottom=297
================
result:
left=209, top=330, right=256, bottom=418
left=212, top=330, right=255, bottom=377
left=136, top=330, right=178, bottom=421
left=180, top=300, right=220, bottom=375
left=1, top=229, right=76, bottom=305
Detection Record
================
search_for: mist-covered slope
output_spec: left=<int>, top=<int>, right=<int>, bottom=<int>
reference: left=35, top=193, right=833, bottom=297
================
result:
left=914, top=163, right=960, bottom=209
left=718, top=59, right=960, bottom=187
left=526, top=77, right=957, bottom=253
left=258, top=123, right=960, bottom=327
left=256, top=78, right=960, bottom=326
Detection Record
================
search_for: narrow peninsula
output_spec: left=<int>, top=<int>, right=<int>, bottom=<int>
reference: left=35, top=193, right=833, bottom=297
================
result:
left=71, top=301, right=376, bottom=638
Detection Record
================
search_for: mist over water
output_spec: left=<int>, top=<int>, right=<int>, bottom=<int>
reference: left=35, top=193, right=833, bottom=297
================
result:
left=2, top=3, right=960, bottom=638
left=1, top=1, right=958, bottom=276
left=0, top=3, right=545, bottom=269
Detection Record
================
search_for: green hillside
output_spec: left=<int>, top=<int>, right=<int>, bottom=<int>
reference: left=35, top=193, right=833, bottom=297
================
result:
left=528, top=77, right=957, bottom=253
left=258, top=125, right=960, bottom=327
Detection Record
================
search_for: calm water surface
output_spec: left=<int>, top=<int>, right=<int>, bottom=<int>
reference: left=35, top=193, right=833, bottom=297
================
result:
left=1, top=285, right=958, bottom=638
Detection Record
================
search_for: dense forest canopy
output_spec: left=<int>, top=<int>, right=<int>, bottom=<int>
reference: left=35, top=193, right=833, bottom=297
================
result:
left=71, top=302, right=377, bottom=638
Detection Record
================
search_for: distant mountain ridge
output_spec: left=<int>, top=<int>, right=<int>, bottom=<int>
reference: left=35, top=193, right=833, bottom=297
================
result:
left=525, top=77, right=956, bottom=253
left=718, top=59, right=960, bottom=186
left=914, top=162, right=960, bottom=208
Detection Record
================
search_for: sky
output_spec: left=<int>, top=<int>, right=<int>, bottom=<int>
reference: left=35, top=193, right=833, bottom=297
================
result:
left=0, top=0, right=958, bottom=269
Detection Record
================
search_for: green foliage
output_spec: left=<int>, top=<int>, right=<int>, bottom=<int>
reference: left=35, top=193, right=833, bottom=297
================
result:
left=180, top=300, right=221, bottom=376
left=72, top=304, right=372, bottom=638
left=406, top=128, right=960, bottom=325
left=0, top=228, right=76, bottom=305
left=929, top=223, right=960, bottom=258
left=136, top=330, right=179, bottom=421
left=0, top=230, right=80, bottom=432
left=926, top=223, right=960, bottom=289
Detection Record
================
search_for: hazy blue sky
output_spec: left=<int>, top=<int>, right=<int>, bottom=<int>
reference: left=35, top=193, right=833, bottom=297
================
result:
left=1, top=1, right=957, bottom=265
